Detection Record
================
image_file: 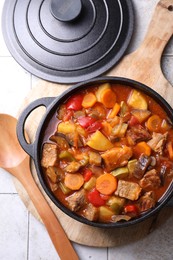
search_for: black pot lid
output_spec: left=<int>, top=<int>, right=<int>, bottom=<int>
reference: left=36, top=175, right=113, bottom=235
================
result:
left=2, top=0, right=134, bottom=84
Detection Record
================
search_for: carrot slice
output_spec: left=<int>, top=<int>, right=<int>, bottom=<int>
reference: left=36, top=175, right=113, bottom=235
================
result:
left=101, top=121, right=112, bottom=137
left=146, top=115, right=162, bottom=132
left=100, top=88, right=117, bottom=108
left=82, top=92, right=97, bottom=108
left=108, top=103, right=120, bottom=118
left=96, top=173, right=117, bottom=195
left=64, top=173, right=84, bottom=190
left=134, top=141, right=151, bottom=156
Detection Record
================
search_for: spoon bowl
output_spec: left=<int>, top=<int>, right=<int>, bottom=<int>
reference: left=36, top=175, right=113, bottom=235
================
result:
left=0, top=113, right=78, bottom=260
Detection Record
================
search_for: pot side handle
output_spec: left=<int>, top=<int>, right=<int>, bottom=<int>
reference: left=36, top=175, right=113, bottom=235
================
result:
left=17, top=97, right=55, bottom=158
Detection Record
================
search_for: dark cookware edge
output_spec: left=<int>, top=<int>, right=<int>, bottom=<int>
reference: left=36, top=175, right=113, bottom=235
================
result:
left=17, top=76, right=173, bottom=228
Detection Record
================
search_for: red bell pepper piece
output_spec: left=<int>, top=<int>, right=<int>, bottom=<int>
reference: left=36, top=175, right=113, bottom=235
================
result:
left=88, top=188, right=106, bottom=207
left=87, top=121, right=102, bottom=133
left=66, top=94, right=83, bottom=111
left=77, top=116, right=96, bottom=128
left=124, top=204, right=139, bottom=217
left=83, top=168, right=93, bottom=182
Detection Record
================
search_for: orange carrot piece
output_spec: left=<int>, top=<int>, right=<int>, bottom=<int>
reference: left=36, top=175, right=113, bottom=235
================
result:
left=108, top=103, right=120, bottom=118
left=101, top=121, right=112, bottom=137
left=167, top=141, right=173, bottom=160
left=96, top=173, right=117, bottom=195
left=64, top=173, right=84, bottom=190
left=134, top=141, right=151, bottom=156
left=100, top=88, right=117, bottom=108
left=82, top=92, right=97, bottom=108
left=146, top=115, right=162, bottom=132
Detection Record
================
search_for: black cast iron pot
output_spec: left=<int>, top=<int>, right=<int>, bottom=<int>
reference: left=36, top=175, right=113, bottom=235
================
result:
left=17, top=77, right=173, bottom=228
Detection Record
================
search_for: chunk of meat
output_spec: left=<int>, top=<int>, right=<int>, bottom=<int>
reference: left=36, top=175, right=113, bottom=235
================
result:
left=83, top=203, right=99, bottom=221
left=133, top=154, right=152, bottom=179
left=127, top=125, right=151, bottom=145
left=139, top=169, right=161, bottom=190
left=66, top=189, right=86, bottom=212
left=147, top=132, right=168, bottom=155
left=101, top=146, right=133, bottom=171
left=115, top=180, right=142, bottom=200
left=41, top=143, right=58, bottom=168
left=88, top=151, right=102, bottom=166
left=138, top=191, right=156, bottom=212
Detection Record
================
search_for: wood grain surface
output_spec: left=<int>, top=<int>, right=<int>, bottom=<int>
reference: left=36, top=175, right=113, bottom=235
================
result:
left=14, top=0, right=173, bottom=247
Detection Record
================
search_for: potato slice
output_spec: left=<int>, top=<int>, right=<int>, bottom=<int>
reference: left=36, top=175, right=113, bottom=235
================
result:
left=99, top=206, right=114, bottom=222
left=131, top=109, right=151, bottom=123
left=86, top=130, right=114, bottom=151
left=95, top=83, right=111, bottom=102
left=58, top=121, right=76, bottom=134
left=127, top=90, right=148, bottom=110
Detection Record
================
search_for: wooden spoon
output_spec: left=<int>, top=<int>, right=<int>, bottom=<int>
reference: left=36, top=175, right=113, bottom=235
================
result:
left=0, top=114, right=79, bottom=260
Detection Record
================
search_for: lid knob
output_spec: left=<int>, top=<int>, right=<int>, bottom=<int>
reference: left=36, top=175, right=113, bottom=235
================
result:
left=50, top=0, right=82, bottom=22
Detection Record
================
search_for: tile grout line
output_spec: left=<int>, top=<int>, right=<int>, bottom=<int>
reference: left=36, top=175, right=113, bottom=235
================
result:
left=0, top=192, right=18, bottom=195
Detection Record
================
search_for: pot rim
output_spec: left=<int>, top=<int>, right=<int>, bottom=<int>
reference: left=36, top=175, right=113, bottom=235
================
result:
left=27, top=76, right=173, bottom=228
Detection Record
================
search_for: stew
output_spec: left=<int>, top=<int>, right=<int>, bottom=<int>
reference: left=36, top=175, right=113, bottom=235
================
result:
left=41, top=83, right=173, bottom=223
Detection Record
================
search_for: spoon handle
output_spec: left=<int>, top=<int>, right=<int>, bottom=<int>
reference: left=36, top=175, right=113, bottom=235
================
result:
left=16, top=157, right=79, bottom=260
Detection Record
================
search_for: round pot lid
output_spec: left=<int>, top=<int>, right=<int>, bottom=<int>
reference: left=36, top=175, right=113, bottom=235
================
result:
left=2, top=0, right=134, bottom=84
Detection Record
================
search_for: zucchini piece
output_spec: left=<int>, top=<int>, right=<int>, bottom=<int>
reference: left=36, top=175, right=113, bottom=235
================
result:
left=65, top=161, right=81, bottom=173
left=119, top=101, right=129, bottom=117
left=111, top=123, right=128, bottom=137
left=88, top=151, right=102, bottom=166
left=127, top=159, right=138, bottom=177
left=107, top=196, right=126, bottom=214
left=59, top=182, right=71, bottom=195
left=59, top=151, right=75, bottom=161
left=79, top=154, right=89, bottom=166
left=111, top=167, right=129, bottom=179
left=84, top=176, right=96, bottom=191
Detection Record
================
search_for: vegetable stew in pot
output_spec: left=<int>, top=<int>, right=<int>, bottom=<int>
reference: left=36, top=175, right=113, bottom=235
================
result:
left=41, top=83, right=173, bottom=223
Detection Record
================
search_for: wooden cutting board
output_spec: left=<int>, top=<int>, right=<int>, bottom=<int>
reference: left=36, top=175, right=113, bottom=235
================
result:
left=14, top=0, right=173, bottom=247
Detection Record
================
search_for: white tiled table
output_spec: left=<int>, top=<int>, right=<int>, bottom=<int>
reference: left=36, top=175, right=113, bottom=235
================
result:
left=0, top=1, right=173, bottom=259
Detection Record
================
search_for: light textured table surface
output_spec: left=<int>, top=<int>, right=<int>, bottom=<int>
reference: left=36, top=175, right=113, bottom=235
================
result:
left=0, top=0, right=173, bottom=259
